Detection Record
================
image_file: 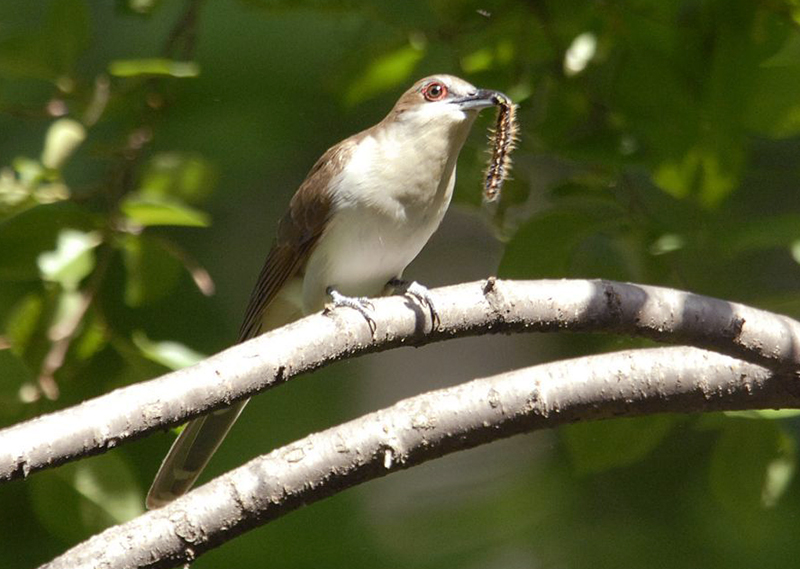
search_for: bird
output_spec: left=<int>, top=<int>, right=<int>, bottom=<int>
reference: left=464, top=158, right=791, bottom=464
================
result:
left=146, top=74, right=505, bottom=508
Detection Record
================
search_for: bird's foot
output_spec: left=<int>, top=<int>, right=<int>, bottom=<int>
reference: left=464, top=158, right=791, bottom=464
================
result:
left=325, top=287, right=377, bottom=334
left=388, top=278, right=440, bottom=329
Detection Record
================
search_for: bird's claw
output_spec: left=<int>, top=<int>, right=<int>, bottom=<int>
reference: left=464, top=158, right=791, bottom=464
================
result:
left=389, top=278, right=440, bottom=329
left=325, top=287, right=377, bottom=334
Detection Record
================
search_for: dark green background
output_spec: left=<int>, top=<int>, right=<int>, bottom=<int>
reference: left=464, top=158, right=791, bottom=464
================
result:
left=2, top=1, right=800, bottom=567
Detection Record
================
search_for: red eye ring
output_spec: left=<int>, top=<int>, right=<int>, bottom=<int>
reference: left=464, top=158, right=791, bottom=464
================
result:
left=422, top=81, right=448, bottom=102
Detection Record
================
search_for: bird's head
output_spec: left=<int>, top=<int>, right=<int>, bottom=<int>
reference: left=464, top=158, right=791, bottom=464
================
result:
left=387, top=74, right=504, bottom=131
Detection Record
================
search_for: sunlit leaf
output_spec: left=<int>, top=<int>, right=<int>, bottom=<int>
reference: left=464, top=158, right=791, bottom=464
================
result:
left=132, top=330, right=205, bottom=370
left=461, top=48, right=493, bottom=74
left=71, top=315, right=107, bottom=361
left=0, top=167, right=32, bottom=214
left=0, top=202, right=94, bottom=280
left=653, top=146, right=739, bottom=206
left=40, top=118, right=86, bottom=170
left=649, top=233, right=686, bottom=255
left=564, top=32, right=598, bottom=77
left=345, top=43, right=424, bottom=105
left=108, top=58, right=200, bottom=78
left=121, top=194, right=210, bottom=227
left=121, top=0, right=164, bottom=16
left=725, top=409, right=800, bottom=420
left=12, top=157, right=48, bottom=187
left=37, top=229, right=102, bottom=290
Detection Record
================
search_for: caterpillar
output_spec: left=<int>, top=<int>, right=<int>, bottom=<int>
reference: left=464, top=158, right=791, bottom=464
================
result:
left=483, top=93, right=518, bottom=203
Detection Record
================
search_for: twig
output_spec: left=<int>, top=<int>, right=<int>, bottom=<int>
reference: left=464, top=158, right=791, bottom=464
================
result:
left=163, top=0, right=206, bottom=59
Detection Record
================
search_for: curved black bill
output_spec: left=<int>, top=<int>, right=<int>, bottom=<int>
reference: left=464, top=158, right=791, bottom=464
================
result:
left=454, top=88, right=509, bottom=111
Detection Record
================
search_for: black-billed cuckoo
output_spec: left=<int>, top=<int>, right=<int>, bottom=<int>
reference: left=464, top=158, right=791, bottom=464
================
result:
left=146, top=74, right=505, bottom=508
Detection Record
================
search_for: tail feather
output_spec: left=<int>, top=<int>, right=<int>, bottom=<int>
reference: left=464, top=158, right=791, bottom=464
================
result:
left=146, top=400, right=248, bottom=509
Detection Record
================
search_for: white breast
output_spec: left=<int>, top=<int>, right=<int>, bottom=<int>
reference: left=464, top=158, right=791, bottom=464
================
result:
left=300, top=108, right=475, bottom=312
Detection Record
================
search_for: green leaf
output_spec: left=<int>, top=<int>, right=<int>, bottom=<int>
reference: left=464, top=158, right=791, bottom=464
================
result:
left=649, top=233, right=686, bottom=255
left=762, top=31, right=800, bottom=67
left=119, top=0, right=164, bottom=16
left=461, top=40, right=515, bottom=74
left=461, top=48, right=493, bottom=74
left=108, top=58, right=200, bottom=78
left=562, top=415, right=677, bottom=474
left=725, top=409, right=800, bottom=420
left=40, top=118, right=86, bottom=170
left=345, top=43, right=425, bottom=105
left=653, top=145, right=739, bottom=206
left=11, top=157, right=48, bottom=186
left=0, top=202, right=95, bottom=280
left=120, top=194, right=210, bottom=227
left=121, top=235, right=183, bottom=306
left=498, top=200, right=626, bottom=279
left=0, top=165, right=34, bottom=215
left=138, top=152, right=216, bottom=205
left=132, top=330, right=205, bottom=370
left=28, top=453, right=143, bottom=544
left=36, top=229, right=101, bottom=290
left=710, top=419, right=796, bottom=513
left=3, top=293, right=44, bottom=355
left=71, top=315, right=107, bottom=361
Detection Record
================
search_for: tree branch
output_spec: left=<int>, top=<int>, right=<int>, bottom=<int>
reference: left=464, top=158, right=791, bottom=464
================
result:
left=39, top=346, right=800, bottom=569
left=2, top=278, right=800, bottom=482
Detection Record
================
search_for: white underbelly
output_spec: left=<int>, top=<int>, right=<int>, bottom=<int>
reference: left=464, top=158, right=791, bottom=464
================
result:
left=298, top=125, right=463, bottom=312
left=301, top=204, right=443, bottom=312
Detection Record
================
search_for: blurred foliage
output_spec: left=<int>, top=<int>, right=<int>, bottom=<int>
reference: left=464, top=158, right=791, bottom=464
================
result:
left=1, top=0, right=800, bottom=567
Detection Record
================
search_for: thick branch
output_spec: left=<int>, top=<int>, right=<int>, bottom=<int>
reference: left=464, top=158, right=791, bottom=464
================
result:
left=40, top=347, right=800, bottom=569
left=3, top=279, right=800, bottom=482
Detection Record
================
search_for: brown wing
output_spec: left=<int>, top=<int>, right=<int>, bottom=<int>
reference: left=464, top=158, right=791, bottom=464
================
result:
left=148, top=133, right=368, bottom=509
left=237, top=140, right=357, bottom=342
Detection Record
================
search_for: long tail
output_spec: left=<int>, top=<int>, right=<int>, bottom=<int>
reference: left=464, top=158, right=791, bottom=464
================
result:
left=145, top=227, right=312, bottom=508
left=145, top=400, right=248, bottom=509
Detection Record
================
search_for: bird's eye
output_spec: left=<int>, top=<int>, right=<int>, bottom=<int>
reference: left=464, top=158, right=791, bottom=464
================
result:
left=422, top=81, right=448, bottom=102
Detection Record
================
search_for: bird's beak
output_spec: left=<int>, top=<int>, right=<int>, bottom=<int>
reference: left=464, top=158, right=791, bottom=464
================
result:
left=453, top=89, right=507, bottom=111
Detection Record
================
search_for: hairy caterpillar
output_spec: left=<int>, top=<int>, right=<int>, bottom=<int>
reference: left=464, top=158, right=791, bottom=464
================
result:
left=483, top=94, right=518, bottom=203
